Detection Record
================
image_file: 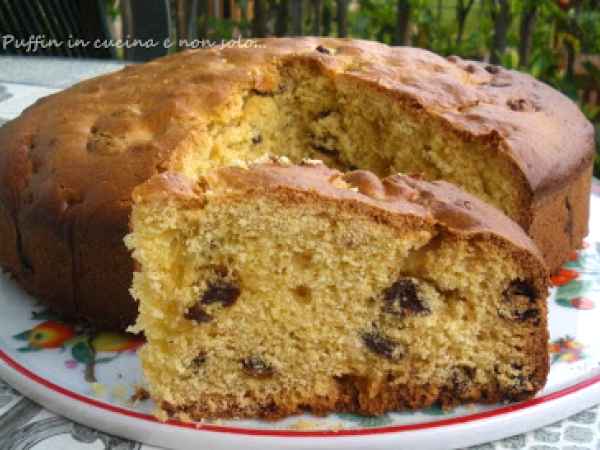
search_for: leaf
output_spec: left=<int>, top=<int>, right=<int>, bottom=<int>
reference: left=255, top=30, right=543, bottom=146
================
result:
left=234, top=0, right=248, bottom=10
left=556, top=297, right=573, bottom=308
left=30, top=309, right=58, bottom=321
left=336, top=413, right=393, bottom=427
left=566, top=250, right=600, bottom=272
left=356, top=415, right=393, bottom=427
left=71, top=341, right=95, bottom=365
left=501, top=48, right=519, bottom=70
left=64, top=336, right=88, bottom=348
left=17, top=346, right=39, bottom=353
left=582, top=60, right=600, bottom=83
left=422, top=404, right=449, bottom=415
left=564, top=252, right=587, bottom=270
left=12, top=330, right=31, bottom=341
left=556, top=280, right=592, bottom=298
left=95, top=355, right=119, bottom=365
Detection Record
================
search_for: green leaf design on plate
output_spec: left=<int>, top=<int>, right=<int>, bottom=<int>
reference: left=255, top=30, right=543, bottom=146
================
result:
left=556, top=298, right=573, bottom=308
left=71, top=341, right=95, bottom=365
left=556, top=297, right=596, bottom=310
left=16, top=346, right=39, bottom=352
left=422, top=404, right=450, bottom=415
left=95, top=355, right=119, bottom=364
left=12, top=330, right=31, bottom=341
left=30, top=309, right=58, bottom=321
left=556, top=280, right=593, bottom=298
left=336, top=413, right=393, bottom=427
left=565, top=247, right=600, bottom=272
left=565, top=257, right=585, bottom=270
left=64, top=336, right=88, bottom=347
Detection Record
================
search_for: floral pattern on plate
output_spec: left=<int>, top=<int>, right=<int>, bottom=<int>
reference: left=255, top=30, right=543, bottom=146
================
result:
left=12, top=309, right=144, bottom=383
left=549, top=336, right=586, bottom=364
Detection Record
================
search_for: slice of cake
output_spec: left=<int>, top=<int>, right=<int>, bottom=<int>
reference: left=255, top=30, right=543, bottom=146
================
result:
left=126, top=159, right=549, bottom=420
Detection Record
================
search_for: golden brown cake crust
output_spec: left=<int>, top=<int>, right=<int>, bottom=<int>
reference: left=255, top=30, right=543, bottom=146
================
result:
left=136, top=161, right=547, bottom=279
left=134, top=162, right=549, bottom=419
left=139, top=162, right=543, bottom=261
left=0, top=37, right=591, bottom=328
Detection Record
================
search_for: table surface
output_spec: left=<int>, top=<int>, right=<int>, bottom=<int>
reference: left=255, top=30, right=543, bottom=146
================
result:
left=0, top=55, right=599, bottom=450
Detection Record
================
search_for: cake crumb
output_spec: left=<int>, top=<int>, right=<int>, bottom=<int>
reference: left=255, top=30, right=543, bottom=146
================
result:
left=90, top=382, right=107, bottom=398
left=290, top=419, right=322, bottom=430
left=328, top=422, right=345, bottom=432
left=178, top=412, right=193, bottom=422
left=155, top=407, right=169, bottom=422
left=252, top=154, right=274, bottom=165
left=230, top=159, right=249, bottom=169
left=252, top=154, right=292, bottom=166
left=274, top=155, right=292, bottom=166
left=329, top=174, right=350, bottom=189
left=130, top=386, right=150, bottom=403
left=111, top=384, right=128, bottom=402
left=301, top=158, right=324, bottom=166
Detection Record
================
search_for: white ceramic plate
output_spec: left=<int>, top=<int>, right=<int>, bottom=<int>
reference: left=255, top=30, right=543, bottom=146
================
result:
left=1, top=184, right=599, bottom=450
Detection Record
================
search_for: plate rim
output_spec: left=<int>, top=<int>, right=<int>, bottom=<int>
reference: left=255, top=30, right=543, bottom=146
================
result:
left=2, top=347, right=600, bottom=438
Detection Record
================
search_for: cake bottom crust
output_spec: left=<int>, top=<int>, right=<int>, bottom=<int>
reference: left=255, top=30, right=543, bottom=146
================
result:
left=160, top=375, right=545, bottom=421
left=158, top=329, right=549, bottom=422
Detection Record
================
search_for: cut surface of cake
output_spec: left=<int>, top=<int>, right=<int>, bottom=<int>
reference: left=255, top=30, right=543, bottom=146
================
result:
left=126, top=159, right=549, bottom=420
left=0, top=38, right=592, bottom=329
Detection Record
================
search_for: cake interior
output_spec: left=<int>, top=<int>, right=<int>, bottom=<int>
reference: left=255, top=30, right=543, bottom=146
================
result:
left=174, top=60, right=525, bottom=224
left=127, top=184, right=544, bottom=419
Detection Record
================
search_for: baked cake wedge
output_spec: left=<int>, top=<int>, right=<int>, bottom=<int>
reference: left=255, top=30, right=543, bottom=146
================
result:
left=126, top=159, right=549, bottom=420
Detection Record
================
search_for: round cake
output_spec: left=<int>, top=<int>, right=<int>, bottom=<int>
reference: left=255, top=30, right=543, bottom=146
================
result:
left=0, top=38, right=594, bottom=329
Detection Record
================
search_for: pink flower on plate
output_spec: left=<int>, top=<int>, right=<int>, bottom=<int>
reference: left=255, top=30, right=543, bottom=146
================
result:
left=64, top=359, right=78, bottom=369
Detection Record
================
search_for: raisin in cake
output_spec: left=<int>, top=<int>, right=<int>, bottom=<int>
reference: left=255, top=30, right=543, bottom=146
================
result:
left=126, top=158, right=549, bottom=420
left=0, top=38, right=592, bottom=329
